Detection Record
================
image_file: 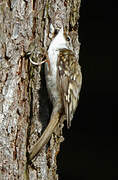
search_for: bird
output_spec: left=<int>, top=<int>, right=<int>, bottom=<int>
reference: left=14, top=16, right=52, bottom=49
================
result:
left=29, top=26, right=82, bottom=161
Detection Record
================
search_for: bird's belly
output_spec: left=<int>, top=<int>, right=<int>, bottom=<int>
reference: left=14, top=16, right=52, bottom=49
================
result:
left=45, top=65, right=60, bottom=105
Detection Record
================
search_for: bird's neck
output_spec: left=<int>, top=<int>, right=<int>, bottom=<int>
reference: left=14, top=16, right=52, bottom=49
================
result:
left=48, top=44, right=59, bottom=60
left=48, top=41, right=58, bottom=52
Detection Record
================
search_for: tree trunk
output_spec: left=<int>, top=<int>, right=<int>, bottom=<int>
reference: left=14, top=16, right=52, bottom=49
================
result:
left=0, top=0, right=81, bottom=179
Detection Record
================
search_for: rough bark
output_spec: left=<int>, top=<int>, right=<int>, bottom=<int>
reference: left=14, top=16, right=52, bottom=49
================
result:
left=0, top=0, right=81, bottom=179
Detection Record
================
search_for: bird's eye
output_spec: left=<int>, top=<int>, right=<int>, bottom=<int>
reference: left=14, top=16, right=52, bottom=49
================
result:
left=66, top=36, right=70, bottom=41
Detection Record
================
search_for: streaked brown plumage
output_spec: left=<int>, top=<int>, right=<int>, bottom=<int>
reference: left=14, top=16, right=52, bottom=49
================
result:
left=57, top=49, right=82, bottom=128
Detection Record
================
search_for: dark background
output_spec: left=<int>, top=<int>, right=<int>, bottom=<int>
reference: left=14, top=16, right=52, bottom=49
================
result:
left=57, top=1, right=114, bottom=180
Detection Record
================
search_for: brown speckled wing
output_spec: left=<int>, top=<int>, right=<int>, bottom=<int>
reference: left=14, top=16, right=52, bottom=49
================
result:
left=57, top=49, right=82, bottom=128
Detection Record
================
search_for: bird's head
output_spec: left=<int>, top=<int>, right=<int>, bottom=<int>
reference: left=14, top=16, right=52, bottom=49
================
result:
left=49, top=26, right=72, bottom=51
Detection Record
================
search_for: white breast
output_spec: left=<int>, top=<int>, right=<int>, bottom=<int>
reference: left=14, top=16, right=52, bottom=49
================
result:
left=48, top=47, right=59, bottom=78
left=45, top=46, right=60, bottom=104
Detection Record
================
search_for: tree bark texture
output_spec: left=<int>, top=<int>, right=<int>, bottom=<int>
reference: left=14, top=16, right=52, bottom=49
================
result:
left=0, top=0, right=81, bottom=179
